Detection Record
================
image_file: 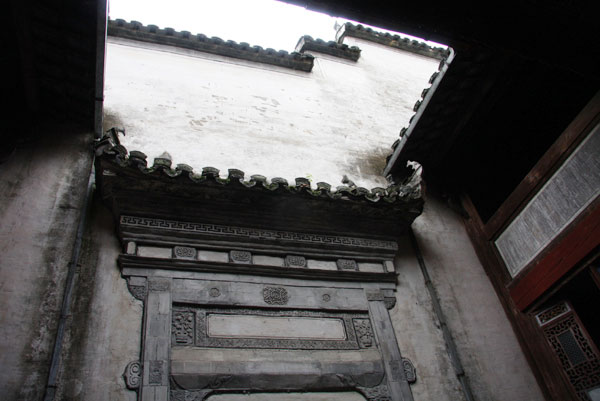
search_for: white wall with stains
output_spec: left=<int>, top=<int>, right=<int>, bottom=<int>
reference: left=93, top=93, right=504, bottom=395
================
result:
left=104, top=35, right=438, bottom=189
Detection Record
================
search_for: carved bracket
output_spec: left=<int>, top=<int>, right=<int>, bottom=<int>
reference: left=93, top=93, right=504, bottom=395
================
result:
left=402, top=357, right=417, bottom=384
left=126, top=277, right=147, bottom=301
left=384, top=297, right=396, bottom=310
left=337, top=374, right=391, bottom=401
left=123, top=360, right=142, bottom=390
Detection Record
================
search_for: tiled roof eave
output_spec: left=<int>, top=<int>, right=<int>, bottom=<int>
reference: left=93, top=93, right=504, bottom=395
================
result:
left=95, top=129, right=424, bottom=238
left=337, top=22, right=449, bottom=61
left=96, top=129, right=422, bottom=208
left=384, top=49, right=455, bottom=177
left=108, top=19, right=314, bottom=72
left=295, top=35, right=361, bottom=61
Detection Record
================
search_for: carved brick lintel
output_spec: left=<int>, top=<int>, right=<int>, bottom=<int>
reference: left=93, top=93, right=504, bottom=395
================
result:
left=119, top=215, right=398, bottom=251
left=353, top=318, right=374, bottom=348
left=174, top=306, right=364, bottom=350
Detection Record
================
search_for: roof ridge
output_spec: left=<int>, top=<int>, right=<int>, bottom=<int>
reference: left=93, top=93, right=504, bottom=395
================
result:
left=107, top=18, right=314, bottom=72
left=95, top=128, right=422, bottom=205
left=337, top=22, right=449, bottom=60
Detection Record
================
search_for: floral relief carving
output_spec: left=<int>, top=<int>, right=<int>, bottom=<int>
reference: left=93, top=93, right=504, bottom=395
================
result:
left=353, top=318, right=374, bottom=348
left=173, top=246, right=197, bottom=259
left=262, top=286, right=289, bottom=305
left=172, top=310, right=195, bottom=345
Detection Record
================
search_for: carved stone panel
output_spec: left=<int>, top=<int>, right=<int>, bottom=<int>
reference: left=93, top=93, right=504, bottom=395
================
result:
left=173, top=246, right=197, bottom=260
left=353, top=318, right=374, bottom=348
left=262, top=286, right=289, bottom=305
left=337, top=259, right=358, bottom=271
left=230, top=250, right=252, bottom=264
left=285, top=255, right=307, bottom=268
left=172, top=310, right=195, bottom=345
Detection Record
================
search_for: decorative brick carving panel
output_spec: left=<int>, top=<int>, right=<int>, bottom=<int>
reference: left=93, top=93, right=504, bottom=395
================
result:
left=262, top=286, right=289, bottom=305
left=149, top=360, right=164, bottom=385
left=285, top=255, right=307, bottom=268
left=337, top=259, right=358, bottom=271
left=173, top=246, right=197, bottom=259
left=120, top=215, right=398, bottom=251
left=172, top=310, right=195, bottom=345
left=230, top=250, right=252, bottom=264
left=353, top=318, right=374, bottom=348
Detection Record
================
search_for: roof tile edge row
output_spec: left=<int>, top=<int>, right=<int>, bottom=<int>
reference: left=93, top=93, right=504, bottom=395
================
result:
left=337, top=22, right=449, bottom=60
left=384, top=49, right=455, bottom=176
left=96, top=128, right=422, bottom=206
left=295, top=35, right=361, bottom=61
left=108, top=19, right=315, bottom=72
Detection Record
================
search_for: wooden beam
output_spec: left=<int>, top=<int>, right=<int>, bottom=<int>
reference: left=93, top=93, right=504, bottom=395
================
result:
left=509, top=199, right=600, bottom=311
left=484, top=90, right=600, bottom=240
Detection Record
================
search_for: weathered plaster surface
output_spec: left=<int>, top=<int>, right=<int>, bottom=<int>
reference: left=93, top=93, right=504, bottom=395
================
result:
left=104, top=36, right=438, bottom=188
left=395, top=195, right=545, bottom=401
left=0, top=127, right=92, bottom=400
left=55, top=202, right=141, bottom=401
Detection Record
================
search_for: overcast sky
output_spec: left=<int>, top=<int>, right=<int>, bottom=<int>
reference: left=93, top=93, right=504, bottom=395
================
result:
left=108, top=0, right=443, bottom=52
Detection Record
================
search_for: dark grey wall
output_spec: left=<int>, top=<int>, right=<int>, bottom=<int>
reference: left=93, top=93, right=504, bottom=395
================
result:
left=0, top=126, right=93, bottom=400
